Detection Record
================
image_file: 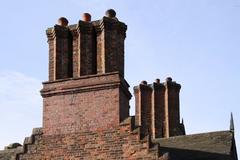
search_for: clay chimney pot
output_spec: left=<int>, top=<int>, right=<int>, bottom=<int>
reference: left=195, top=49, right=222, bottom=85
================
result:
left=141, top=80, right=147, bottom=85
left=155, top=78, right=160, bottom=84
left=105, top=9, right=116, bottom=18
left=82, top=13, right=91, bottom=22
left=57, top=17, right=69, bottom=27
left=166, top=77, right=172, bottom=82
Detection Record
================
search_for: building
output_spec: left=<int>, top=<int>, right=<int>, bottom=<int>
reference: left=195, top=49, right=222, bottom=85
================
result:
left=0, top=9, right=238, bottom=160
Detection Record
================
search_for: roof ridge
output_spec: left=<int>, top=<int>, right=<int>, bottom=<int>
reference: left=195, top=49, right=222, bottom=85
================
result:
left=154, top=130, right=232, bottom=140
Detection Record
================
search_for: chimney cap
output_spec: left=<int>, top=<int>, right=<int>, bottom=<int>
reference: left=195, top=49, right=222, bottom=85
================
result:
left=141, top=80, right=147, bottom=85
left=82, top=13, right=91, bottom=22
left=166, top=77, right=172, bottom=82
left=155, top=78, right=160, bottom=84
left=57, top=17, right=69, bottom=27
left=105, top=9, right=116, bottom=18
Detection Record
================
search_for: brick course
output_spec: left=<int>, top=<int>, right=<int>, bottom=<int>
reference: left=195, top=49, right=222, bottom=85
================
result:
left=16, top=118, right=166, bottom=160
left=41, top=72, right=131, bottom=135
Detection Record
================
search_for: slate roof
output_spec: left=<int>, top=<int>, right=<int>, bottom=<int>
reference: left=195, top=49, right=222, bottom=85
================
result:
left=154, top=130, right=237, bottom=160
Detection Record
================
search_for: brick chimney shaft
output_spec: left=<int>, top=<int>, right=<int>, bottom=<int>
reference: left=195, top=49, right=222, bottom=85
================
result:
left=134, top=79, right=184, bottom=139
left=42, top=11, right=131, bottom=135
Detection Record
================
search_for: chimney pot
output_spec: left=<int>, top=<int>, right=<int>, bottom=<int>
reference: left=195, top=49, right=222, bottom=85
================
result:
left=155, top=78, right=160, bottom=84
left=141, top=80, right=147, bottom=85
left=105, top=9, right=116, bottom=18
left=57, top=17, right=69, bottom=27
left=166, top=77, right=172, bottom=82
left=82, top=13, right=91, bottom=22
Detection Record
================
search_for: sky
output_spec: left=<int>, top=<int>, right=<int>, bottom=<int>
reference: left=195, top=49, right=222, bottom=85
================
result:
left=0, top=0, right=239, bottom=157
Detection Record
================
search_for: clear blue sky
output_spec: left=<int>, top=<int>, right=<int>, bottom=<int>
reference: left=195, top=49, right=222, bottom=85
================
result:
left=0, top=0, right=239, bottom=157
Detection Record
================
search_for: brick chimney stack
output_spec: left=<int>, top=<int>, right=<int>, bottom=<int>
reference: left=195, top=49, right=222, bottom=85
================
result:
left=95, top=9, right=126, bottom=76
left=164, top=77, right=182, bottom=137
left=46, top=9, right=126, bottom=81
left=151, top=79, right=166, bottom=138
left=42, top=9, right=184, bottom=138
left=46, top=17, right=73, bottom=81
left=42, top=10, right=131, bottom=135
left=71, top=16, right=96, bottom=77
left=134, top=81, right=152, bottom=138
left=134, top=78, right=185, bottom=139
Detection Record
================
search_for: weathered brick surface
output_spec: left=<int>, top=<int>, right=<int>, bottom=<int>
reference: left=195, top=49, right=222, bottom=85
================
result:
left=152, top=82, right=165, bottom=139
left=164, top=79, right=182, bottom=137
left=71, top=22, right=96, bottom=77
left=41, top=72, right=131, bottom=135
left=70, top=24, right=80, bottom=78
left=15, top=118, right=164, bottom=160
left=94, top=17, right=126, bottom=76
left=47, top=17, right=126, bottom=82
left=46, top=25, right=73, bottom=81
left=134, top=80, right=185, bottom=139
left=134, top=83, right=153, bottom=138
left=46, top=28, right=55, bottom=81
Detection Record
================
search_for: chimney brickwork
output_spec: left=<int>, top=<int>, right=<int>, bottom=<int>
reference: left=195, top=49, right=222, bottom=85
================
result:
left=43, top=14, right=130, bottom=135
left=134, top=82, right=152, bottom=138
left=94, top=17, right=126, bottom=76
left=46, top=25, right=73, bottom=81
left=0, top=9, right=237, bottom=160
left=134, top=78, right=185, bottom=139
left=164, top=78, right=182, bottom=137
left=71, top=21, right=97, bottom=77
left=2, top=10, right=190, bottom=160
left=152, top=81, right=166, bottom=139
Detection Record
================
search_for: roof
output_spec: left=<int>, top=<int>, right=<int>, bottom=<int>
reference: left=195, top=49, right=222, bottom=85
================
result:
left=0, top=130, right=237, bottom=160
left=154, top=130, right=237, bottom=160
